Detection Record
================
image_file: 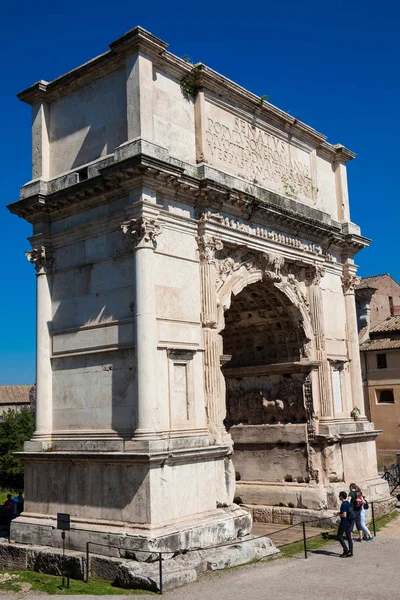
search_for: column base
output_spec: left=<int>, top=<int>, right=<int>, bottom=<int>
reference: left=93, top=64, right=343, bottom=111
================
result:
left=25, top=432, right=53, bottom=452
left=25, top=431, right=129, bottom=453
left=126, top=428, right=210, bottom=452
left=24, top=428, right=212, bottom=453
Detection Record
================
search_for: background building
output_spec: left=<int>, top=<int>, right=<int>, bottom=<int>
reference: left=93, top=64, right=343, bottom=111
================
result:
left=356, top=275, right=400, bottom=468
left=0, top=385, right=33, bottom=419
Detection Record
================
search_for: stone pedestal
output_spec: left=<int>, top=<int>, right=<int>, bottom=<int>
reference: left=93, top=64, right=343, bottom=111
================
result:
left=12, top=451, right=251, bottom=552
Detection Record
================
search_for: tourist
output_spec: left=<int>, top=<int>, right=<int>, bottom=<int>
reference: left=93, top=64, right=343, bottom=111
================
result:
left=348, top=483, right=374, bottom=542
left=334, top=491, right=354, bottom=557
left=12, top=492, right=24, bottom=517
left=3, top=495, right=15, bottom=538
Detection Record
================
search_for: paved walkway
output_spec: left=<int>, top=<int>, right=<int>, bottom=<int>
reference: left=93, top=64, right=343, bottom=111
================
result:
left=162, top=519, right=400, bottom=600
left=1, top=513, right=399, bottom=599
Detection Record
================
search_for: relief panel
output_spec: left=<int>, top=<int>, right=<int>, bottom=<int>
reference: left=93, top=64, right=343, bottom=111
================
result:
left=225, top=373, right=307, bottom=426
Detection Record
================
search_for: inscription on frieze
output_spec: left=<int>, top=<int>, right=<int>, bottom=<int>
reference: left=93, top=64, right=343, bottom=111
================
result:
left=203, top=104, right=314, bottom=200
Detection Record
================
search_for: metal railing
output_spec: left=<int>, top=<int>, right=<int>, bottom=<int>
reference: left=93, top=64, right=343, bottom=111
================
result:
left=85, top=519, right=326, bottom=594
left=382, top=463, right=400, bottom=494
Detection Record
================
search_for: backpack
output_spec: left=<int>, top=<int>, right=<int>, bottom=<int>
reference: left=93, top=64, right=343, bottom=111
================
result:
left=352, top=491, right=364, bottom=511
left=347, top=504, right=356, bottom=521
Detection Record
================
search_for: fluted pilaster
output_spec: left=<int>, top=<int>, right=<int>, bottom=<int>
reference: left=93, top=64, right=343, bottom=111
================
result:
left=306, top=265, right=333, bottom=418
left=342, top=267, right=364, bottom=415
left=196, top=234, right=225, bottom=443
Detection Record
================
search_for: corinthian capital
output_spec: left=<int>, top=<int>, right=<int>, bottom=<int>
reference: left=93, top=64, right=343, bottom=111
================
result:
left=121, top=217, right=163, bottom=248
left=196, top=235, right=223, bottom=264
left=26, top=246, right=53, bottom=274
left=305, top=264, right=325, bottom=286
left=342, top=269, right=361, bottom=293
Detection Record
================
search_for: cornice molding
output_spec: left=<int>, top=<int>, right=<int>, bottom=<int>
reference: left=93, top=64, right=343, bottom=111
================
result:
left=8, top=150, right=369, bottom=256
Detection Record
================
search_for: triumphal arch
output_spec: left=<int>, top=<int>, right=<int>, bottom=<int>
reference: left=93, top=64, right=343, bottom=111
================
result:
left=8, top=26, right=388, bottom=552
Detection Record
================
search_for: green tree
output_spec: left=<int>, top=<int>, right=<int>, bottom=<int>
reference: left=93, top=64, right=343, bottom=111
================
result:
left=0, top=407, right=35, bottom=490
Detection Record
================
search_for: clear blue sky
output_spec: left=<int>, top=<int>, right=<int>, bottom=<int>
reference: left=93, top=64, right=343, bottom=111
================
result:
left=1, top=0, right=399, bottom=384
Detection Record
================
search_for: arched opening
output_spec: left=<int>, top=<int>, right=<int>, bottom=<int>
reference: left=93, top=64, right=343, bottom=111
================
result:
left=221, top=280, right=313, bottom=486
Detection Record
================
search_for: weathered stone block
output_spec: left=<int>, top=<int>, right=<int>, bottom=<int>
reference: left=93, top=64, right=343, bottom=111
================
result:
left=299, top=488, right=328, bottom=510
left=131, top=551, right=160, bottom=563
left=11, top=522, right=53, bottom=547
left=291, top=509, right=338, bottom=528
left=236, top=482, right=303, bottom=508
left=252, top=506, right=273, bottom=523
left=115, top=561, right=196, bottom=592
left=272, top=508, right=293, bottom=525
left=27, top=547, right=84, bottom=580
left=114, top=534, right=278, bottom=591
left=0, top=541, right=27, bottom=570
left=252, top=537, right=277, bottom=560
left=169, top=550, right=204, bottom=572
left=90, top=555, right=124, bottom=580
left=199, top=544, right=256, bottom=571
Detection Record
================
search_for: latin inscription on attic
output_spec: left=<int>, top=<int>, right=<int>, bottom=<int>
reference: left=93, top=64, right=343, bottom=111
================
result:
left=203, top=104, right=314, bottom=201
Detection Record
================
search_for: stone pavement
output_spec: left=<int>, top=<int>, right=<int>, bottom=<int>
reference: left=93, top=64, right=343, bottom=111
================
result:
left=1, top=514, right=399, bottom=599
left=252, top=522, right=326, bottom=547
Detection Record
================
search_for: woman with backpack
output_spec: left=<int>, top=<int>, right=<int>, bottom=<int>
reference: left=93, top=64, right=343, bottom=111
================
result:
left=348, top=483, right=374, bottom=542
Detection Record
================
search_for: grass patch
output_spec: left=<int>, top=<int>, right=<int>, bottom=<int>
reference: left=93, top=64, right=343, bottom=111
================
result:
left=278, top=529, right=337, bottom=559
left=0, top=571, right=153, bottom=595
left=372, top=509, right=399, bottom=532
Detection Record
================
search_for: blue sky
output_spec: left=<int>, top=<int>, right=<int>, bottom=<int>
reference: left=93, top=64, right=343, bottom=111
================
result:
left=1, top=0, right=399, bottom=384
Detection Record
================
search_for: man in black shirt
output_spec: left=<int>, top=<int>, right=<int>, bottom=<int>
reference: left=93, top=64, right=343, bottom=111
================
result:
left=334, top=491, right=354, bottom=557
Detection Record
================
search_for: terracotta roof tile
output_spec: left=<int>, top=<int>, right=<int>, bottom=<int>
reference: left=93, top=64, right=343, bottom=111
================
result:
left=0, top=385, right=33, bottom=405
left=370, top=315, right=400, bottom=333
left=356, top=274, right=399, bottom=289
left=359, top=339, right=400, bottom=352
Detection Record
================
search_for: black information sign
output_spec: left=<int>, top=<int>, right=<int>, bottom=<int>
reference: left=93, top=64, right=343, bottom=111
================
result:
left=57, top=513, right=70, bottom=531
